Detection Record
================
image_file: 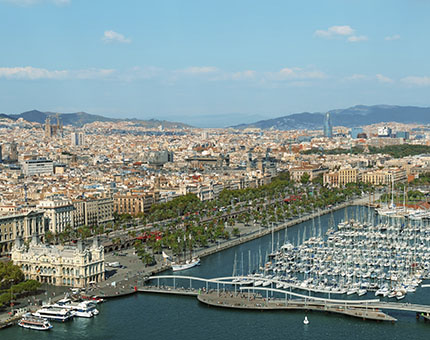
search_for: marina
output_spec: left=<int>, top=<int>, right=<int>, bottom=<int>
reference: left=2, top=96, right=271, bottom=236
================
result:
left=3, top=205, right=430, bottom=340
left=140, top=204, right=430, bottom=323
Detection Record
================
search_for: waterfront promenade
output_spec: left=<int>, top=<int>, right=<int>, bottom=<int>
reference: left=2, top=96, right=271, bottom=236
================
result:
left=137, top=275, right=430, bottom=322
left=0, top=194, right=375, bottom=328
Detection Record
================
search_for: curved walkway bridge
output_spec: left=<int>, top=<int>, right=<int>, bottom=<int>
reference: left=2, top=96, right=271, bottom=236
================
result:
left=139, top=275, right=430, bottom=322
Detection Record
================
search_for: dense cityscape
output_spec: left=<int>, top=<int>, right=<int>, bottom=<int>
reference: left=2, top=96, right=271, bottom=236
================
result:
left=2, top=111, right=430, bottom=328
left=2, top=0, right=430, bottom=339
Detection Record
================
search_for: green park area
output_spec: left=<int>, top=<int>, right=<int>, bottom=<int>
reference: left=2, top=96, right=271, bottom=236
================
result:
left=0, top=262, right=41, bottom=309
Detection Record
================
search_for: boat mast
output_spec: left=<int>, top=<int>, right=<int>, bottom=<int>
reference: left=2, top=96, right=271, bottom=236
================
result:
left=271, top=222, right=274, bottom=254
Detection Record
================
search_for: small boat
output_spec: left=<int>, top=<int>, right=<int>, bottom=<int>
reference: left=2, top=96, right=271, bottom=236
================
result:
left=81, top=295, right=104, bottom=304
left=18, top=313, right=53, bottom=331
left=357, top=289, right=367, bottom=297
left=171, top=257, right=200, bottom=272
left=303, top=316, right=309, bottom=325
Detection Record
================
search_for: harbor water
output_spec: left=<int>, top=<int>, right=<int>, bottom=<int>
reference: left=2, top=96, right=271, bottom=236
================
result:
left=3, top=206, right=430, bottom=340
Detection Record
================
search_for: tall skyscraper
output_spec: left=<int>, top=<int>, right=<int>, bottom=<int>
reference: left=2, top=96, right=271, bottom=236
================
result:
left=323, top=112, right=333, bottom=138
left=71, top=132, right=85, bottom=146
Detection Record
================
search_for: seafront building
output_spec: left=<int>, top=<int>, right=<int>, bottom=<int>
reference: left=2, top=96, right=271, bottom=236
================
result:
left=323, top=168, right=361, bottom=187
left=11, top=235, right=105, bottom=287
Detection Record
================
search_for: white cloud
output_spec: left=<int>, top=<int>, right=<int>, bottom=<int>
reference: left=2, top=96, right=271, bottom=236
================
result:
left=401, top=76, right=430, bottom=86
left=0, top=66, right=68, bottom=79
left=102, top=30, right=131, bottom=44
left=1, top=0, right=70, bottom=5
left=177, top=66, right=218, bottom=75
left=271, top=67, right=326, bottom=81
left=315, top=25, right=354, bottom=38
left=231, top=70, right=256, bottom=80
left=119, top=66, right=164, bottom=81
left=385, top=34, right=401, bottom=41
left=209, top=70, right=257, bottom=82
left=376, top=74, right=393, bottom=83
left=347, top=35, right=368, bottom=42
left=73, top=68, right=115, bottom=79
left=346, top=74, right=368, bottom=81
left=0, top=66, right=114, bottom=80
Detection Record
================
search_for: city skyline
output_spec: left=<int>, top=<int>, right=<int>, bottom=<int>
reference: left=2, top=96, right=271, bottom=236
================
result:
left=1, top=1, right=430, bottom=126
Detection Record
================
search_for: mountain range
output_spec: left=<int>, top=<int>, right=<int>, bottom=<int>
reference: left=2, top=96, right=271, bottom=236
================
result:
left=1, top=105, right=430, bottom=129
left=232, top=105, right=430, bottom=130
left=1, top=110, right=191, bottom=129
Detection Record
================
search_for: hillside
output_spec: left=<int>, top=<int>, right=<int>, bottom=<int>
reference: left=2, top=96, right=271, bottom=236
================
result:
left=6, top=110, right=191, bottom=128
left=232, top=105, right=430, bottom=130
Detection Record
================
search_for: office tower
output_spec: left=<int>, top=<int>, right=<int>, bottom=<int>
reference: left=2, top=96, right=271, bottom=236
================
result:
left=71, top=132, right=85, bottom=146
left=323, top=112, right=333, bottom=138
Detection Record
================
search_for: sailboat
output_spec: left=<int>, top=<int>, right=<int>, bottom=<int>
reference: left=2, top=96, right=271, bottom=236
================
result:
left=171, top=257, right=200, bottom=271
left=171, top=234, right=201, bottom=271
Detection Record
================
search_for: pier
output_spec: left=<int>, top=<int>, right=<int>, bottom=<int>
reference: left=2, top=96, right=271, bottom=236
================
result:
left=138, top=275, right=430, bottom=322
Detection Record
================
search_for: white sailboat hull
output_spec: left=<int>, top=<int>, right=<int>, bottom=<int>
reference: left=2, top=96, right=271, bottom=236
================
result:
left=171, top=258, right=200, bottom=271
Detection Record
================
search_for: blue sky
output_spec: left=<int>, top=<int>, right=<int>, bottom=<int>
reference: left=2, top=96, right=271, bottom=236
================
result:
left=0, top=0, right=429, bottom=127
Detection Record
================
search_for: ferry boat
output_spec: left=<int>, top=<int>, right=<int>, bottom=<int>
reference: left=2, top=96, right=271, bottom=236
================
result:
left=33, top=306, right=74, bottom=322
left=171, top=257, right=200, bottom=271
left=55, top=298, right=99, bottom=318
left=18, top=313, right=53, bottom=331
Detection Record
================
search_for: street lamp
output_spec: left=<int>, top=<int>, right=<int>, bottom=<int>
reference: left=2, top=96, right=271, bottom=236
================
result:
left=9, top=279, right=14, bottom=315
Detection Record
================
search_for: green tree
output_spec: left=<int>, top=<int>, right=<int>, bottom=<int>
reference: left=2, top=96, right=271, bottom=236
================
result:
left=232, top=227, right=240, bottom=237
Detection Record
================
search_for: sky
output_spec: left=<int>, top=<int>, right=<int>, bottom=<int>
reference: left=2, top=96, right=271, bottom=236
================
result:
left=0, top=0, right=429, bottom=127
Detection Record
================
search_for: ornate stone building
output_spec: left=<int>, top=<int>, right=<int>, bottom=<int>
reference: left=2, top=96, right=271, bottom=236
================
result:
left=11, top=236, right=105, bottom=288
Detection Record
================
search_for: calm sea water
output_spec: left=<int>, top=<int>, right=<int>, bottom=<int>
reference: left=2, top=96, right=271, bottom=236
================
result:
left=3, top=206, right=430, bottom=340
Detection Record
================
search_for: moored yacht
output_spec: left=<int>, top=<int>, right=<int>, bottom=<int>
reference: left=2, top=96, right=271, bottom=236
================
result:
left=55, top=298, right=99, bottom=318
left=34, top=306, right=74, bottom=322
left=171, top=257, right=200, bottom=271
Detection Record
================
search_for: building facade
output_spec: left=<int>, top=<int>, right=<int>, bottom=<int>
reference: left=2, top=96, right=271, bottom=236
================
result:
left=73, top=196, right=114, bottom=227
left=71, top=132, right=85, bottom=146
left=290, top=165, right=329, bottom=182
left=323, top=168, right=361, bottom=187
left=114, top=191, right=159, bottom=216
left=0, top=210, right=46, bottom=255
left=37, top=197, right=75, bottom=234
left=12, top=236, right=105, bottom=288
left=22, top=159, right=54, bottom=176
left=361, top=168, right=406, bottom=185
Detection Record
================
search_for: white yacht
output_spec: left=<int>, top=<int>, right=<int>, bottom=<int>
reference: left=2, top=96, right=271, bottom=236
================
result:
left=34, top=306, right=74, bottom=322
left=55, top=297, right=99, bottom=318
